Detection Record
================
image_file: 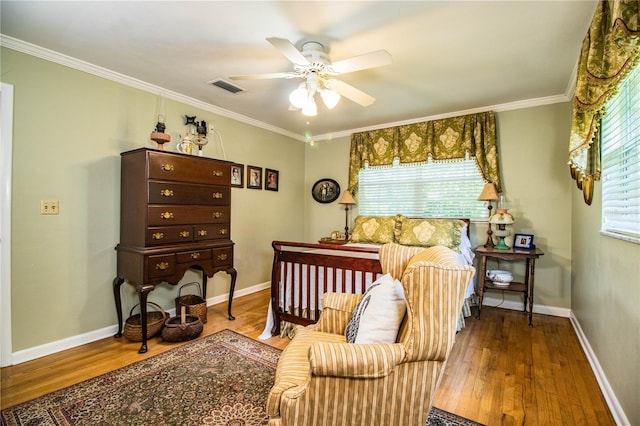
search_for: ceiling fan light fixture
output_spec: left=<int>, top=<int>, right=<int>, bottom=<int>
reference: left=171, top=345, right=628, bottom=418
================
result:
left=320, top=89, right=340, bottom=109
left=301, top=99, right=317, bottom=116
left=289, top=84, right=308, bottom=109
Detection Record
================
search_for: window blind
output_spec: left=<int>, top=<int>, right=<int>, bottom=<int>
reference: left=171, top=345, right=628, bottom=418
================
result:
left=358, top=157, right=487, bottom=219
left=601, top=62, right=640, bottom=240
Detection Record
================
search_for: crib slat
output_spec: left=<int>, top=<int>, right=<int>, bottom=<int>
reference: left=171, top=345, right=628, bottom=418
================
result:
left=270, top=241, right=383, bottom=335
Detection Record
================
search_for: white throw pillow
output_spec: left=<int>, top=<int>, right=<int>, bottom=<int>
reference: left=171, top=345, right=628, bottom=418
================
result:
left=344, top=273, right=407, bottom=344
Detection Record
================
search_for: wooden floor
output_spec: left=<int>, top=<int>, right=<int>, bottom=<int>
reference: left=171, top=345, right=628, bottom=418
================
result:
left=1, top=289, right=614, bottom=425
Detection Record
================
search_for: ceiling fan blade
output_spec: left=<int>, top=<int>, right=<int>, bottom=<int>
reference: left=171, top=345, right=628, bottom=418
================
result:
left=229, top=72, right=297, bottom=80
left=331, top=50, right=392, bottom=74
left=267, top=37, right=310, bottom=66
left=325, top=79, right=376, bottom=107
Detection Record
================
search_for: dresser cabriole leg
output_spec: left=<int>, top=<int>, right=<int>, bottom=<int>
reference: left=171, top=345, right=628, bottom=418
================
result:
left=113, top=277, right=125, bottom=338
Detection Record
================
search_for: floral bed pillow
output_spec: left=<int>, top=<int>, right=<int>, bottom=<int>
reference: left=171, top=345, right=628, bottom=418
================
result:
left=349, top=215, right=397, bottom=244
left=396, top=217, right=465, bottom=252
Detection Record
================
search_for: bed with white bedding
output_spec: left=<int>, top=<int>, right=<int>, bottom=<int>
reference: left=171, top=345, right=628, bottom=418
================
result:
left=260, top=217, right=475, bottom=339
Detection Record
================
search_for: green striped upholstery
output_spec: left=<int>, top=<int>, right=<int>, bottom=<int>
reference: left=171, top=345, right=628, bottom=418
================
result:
left=313, top=293, right=363, bottom=335
left=267, top=243, right=475, bottom=426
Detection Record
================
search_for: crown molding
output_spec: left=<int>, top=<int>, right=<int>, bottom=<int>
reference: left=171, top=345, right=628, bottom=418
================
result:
left=0, top=34, right=304, bottom=142
left=1, top=34, right=572, bottom=144
left=313, top=93, right=571, bottom=141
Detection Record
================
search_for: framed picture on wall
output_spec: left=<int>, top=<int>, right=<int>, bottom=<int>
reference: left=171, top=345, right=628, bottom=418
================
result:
left=247, top=165, right=262, bottom=189
left=230, top=163, right=244, bottom=188
left=311, top=178, right=340, bottom=203
left=265, top=168, right=279, bottom=191
left=513, top=233, right=535, bottom=250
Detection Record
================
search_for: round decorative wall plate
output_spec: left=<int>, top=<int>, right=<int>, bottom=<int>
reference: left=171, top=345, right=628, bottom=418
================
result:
left=311, top=178, right=340, bottom=203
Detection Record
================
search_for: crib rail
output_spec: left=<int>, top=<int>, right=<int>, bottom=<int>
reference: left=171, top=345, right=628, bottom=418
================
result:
left=269, top=241, right=383, bottom=336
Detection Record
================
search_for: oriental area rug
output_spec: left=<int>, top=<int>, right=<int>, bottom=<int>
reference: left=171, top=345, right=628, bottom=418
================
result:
left=1, top=329, right=482, bottom=426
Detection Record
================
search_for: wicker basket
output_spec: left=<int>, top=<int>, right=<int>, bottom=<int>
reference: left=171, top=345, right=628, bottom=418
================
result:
left=175, top=282, right=207, bottom=324
left=123, top=302, right=168, bottom=342
left=162, top=306, right=204, bottom=342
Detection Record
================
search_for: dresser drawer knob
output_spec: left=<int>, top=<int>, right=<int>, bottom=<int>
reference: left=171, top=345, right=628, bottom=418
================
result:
left=212, top=192, right=223, bottom=199
left=191, top=252, right=201, bottom=259
left=217, top=253, right=228, bottom=261
left=161, top=212, right=174, bottom=220
left=219, top=228, right=228, bottom=235
left=161, top=164, right=174, bottom=172
left=179, top=231, right=190, bottom=238
left=213, top=170, right=223, bottom=177
left=160, top=189, right=174, bottom=197
left=152, top=232, right=164, bottom=240
left=212, top=211, right=223, bottom=219
left=155, top=262, right=170, bottom=271
left=197, top=229, right=208, bottom=236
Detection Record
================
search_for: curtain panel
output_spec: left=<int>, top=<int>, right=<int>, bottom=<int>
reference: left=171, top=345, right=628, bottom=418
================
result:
left=569, top=0, right=640, bottom=204
left=348, top=111, right=500, bottom=193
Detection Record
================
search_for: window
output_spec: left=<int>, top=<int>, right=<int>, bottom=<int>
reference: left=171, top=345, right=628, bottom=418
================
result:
left=600, top=62, right=640, bottom=242
left=358, top=156, right=487, bottom=219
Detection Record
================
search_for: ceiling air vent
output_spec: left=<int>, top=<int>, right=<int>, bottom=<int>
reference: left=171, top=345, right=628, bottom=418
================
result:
left=209, top=79, right=245, bottom=94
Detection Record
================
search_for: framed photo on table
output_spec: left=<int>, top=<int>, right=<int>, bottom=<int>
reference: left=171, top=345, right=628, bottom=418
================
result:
left=247, top=165, right=262, bottom=189
left=513, top=233, right=535, bottom=250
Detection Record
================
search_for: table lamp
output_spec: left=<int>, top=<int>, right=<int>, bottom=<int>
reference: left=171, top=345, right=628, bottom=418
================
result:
left=338, top=191, right=356, bottom=239
left=478, top=182, right=500, bottom=248
left=489, top=209, right=515, bottom=250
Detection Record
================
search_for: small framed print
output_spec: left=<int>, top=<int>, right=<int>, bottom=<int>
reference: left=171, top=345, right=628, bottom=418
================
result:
left=265, top=168, right=279, bottom=191
left=513, top=233, right=535, bottom=250
left=230, top=163, right=244, bottom=188
left=311, top=178, right=340, bottom=203
left=247, top=165, right=262, bottom=189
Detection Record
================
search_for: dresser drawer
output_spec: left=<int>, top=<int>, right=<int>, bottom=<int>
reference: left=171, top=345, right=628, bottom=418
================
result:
left=148, top=181, right=230, bottom=206
left=148, top=206, right=230, bottom=226
left=176, top=249, right=212, bottom=264
left=213, top=247, right=233, bottom=267
left=193, top=223, right=230, bottom=241
left=146, top=254, right=175, bottom=279
left=146, top=226, right=194, bottom=245
left=148, top=151, right=229, bottom=185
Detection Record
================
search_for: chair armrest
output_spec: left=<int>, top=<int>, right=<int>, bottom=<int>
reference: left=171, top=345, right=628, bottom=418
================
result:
left=314, top=293, right=362, bottom=334
left=309, top=342, right=406, bottom=378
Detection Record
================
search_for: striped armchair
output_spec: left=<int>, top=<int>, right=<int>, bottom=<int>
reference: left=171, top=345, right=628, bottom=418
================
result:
left=266, top=243, right=476, bottom=426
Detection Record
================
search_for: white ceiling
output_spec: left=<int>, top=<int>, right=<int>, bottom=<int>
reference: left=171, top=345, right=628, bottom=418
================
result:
left=1, top=1, right=597, bottom=141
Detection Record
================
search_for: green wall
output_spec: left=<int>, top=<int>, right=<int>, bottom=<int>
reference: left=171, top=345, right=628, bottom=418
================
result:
left=571, top=180, right=640, bottom=425
left=2, top=47, right=305, bottom=352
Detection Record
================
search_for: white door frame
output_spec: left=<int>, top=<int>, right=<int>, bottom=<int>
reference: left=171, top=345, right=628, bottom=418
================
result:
left=1, top=83, right=14, bottom=367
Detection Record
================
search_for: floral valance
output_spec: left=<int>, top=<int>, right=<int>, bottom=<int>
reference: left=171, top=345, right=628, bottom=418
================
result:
left=348, top=111, right=500, bottom=192
left=569, top=0, right=640, bottom=204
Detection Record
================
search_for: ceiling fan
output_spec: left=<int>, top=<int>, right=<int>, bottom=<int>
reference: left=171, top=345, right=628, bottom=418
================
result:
left=229, top=37, right=392, bottom=115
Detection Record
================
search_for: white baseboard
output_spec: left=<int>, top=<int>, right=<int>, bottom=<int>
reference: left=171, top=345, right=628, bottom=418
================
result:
left=10, top=281, right=271, bottom=365
left=205, top=281, right=270, bottom=306
left=569, top=312, right=630, bottom=426
left=481, top=295, right=571, bottom=317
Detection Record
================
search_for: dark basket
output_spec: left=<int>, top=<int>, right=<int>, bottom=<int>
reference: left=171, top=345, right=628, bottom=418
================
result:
left=123, top=302, right=168, bottom=342
left=162, top=308, right=204, bottom=342
left=175, top=282, right=207, bottom=324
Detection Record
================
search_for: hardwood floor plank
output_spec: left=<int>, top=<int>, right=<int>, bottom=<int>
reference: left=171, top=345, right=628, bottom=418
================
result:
left=1, top=291, right=615, bottom=425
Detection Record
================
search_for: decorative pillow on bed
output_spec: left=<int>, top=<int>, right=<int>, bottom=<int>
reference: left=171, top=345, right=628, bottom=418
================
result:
left=344, top=273, right=407, bottom=344
left=348, top=215, right=397, bottom=244
left=396, top=218, right=465, bottom=252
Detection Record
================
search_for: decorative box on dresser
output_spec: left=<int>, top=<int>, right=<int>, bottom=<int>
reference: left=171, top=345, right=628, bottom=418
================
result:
left=113, top=148, right=237, bottom=353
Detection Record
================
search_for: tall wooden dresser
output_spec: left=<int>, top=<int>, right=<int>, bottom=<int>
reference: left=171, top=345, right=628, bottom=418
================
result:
left=113, top=148, right=237, bottom=353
